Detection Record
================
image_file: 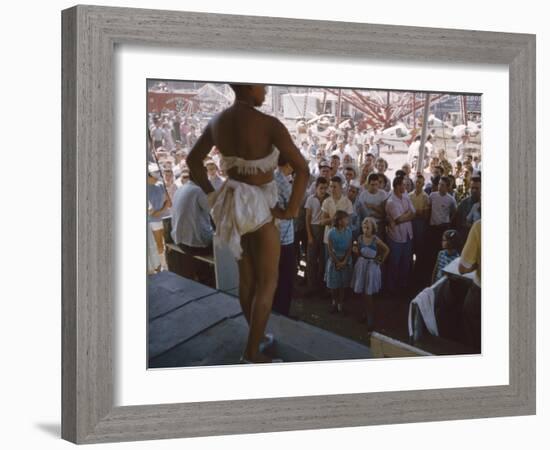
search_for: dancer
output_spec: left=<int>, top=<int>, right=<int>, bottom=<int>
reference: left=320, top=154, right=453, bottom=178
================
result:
left=187, top=84, right=309, bottom=363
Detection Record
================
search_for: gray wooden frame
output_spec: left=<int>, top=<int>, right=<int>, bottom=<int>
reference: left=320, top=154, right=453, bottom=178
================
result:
left=62, top=4, right=536, bottom=444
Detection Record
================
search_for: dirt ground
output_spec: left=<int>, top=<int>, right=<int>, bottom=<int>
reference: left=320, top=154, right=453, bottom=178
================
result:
left=289, top=276, right=412, bottom=348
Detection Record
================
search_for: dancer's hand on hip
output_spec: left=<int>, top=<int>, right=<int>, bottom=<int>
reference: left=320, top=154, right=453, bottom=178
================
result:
left=270, top=206, right=292, bottom=220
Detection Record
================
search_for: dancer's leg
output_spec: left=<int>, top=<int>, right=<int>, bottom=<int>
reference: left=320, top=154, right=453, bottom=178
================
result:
left=238, top=233, right=255, bottom=325
left=243, top=221, right=280, bottom=362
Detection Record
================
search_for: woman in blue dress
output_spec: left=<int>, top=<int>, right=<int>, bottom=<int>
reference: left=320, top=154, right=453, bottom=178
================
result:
left=325, top=210, right=353, bottom=314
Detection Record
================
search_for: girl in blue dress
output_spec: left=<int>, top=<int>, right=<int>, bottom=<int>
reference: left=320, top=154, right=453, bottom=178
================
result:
left=351, top=217, right=390, bottom=330
left=325, top=210, right=353, bottom=314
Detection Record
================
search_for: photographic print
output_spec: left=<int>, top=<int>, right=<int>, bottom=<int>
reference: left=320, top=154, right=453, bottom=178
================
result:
left=61, top=6, right=535, bottom=442
left=146, top=80, right=482, bottom=368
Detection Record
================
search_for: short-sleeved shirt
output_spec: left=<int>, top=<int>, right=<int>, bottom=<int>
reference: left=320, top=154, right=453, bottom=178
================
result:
left=429, top=192, right=457, bottom=225
left=460, top=219, right=481, bottom=287
left=274, top=169, right=294, bottom=246
left=385, top=192, right=416, bottom=243
left=321, top=195, right=354, bottom=244
left=305, top=194, right=325, bottom=225
left=356, top=189, right=388, bottom=224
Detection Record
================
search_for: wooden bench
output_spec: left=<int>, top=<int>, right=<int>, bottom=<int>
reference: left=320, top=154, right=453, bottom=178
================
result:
left=162, top=216, right=240, bottom=294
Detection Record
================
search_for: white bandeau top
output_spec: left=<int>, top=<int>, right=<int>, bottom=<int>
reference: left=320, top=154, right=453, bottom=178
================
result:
left=219, top=147, right=280, bottom=176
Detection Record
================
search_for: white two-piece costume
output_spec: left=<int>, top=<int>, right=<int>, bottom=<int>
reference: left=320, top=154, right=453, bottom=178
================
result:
left=207, top=146, right=280, bottom=260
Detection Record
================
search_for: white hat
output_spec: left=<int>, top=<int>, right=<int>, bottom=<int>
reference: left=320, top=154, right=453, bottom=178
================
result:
left=330, top=150, right=342, bottom=158
left=148, top=162, right=160, bottom=174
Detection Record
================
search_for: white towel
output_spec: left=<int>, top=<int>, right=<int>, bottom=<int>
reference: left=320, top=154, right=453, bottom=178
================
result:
left=408, top=279, right=444, bottom=337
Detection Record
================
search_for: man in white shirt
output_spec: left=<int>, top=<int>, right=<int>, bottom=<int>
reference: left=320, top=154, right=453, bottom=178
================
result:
left=304, top=177, right=329, bottom=294
left=320, top=177, right=354, bottom=246
left=329, top=153, right=345, bottom=184
left=407, top=136, right=421, bottom=166
left=427, top=175, right=457, bottom=271
left=455, top=134, right=470, bottom=162
left=299, top=140, right=311, bottom=162
left=356, top=173, right=388, bottom=237
left=344, top=135, right=359, bottom=161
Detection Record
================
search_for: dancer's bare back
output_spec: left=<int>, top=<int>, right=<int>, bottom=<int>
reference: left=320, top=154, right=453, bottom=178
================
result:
left=209, top=103, right=282, bottom=185
left=187, top=100, right=309, bottom=218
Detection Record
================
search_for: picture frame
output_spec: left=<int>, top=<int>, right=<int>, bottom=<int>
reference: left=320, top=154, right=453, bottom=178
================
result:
left=61, top=4, right=536, bottom=444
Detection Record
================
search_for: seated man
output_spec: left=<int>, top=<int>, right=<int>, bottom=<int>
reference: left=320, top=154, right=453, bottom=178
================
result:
left=170, top=173, right=214, bottom=279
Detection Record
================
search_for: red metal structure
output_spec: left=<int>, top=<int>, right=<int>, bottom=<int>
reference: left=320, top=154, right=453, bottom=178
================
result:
left=323, top=88, right=446, bottom=130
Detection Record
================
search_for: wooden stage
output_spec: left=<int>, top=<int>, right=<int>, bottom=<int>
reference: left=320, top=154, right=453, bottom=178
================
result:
left=148, top=270, right=373, bottom=368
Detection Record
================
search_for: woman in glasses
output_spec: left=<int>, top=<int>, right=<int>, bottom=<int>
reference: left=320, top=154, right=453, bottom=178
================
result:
left=187, top=84, right=309, bottom=363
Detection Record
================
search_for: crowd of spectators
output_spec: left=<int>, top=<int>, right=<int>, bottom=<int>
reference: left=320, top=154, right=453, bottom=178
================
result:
left=147, top=102, right=482, bottom=347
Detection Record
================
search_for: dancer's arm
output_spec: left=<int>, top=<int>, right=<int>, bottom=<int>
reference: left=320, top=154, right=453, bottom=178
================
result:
left=186, top=124, right=215, bottom=195
left=271, top=119, right=310, bottom=219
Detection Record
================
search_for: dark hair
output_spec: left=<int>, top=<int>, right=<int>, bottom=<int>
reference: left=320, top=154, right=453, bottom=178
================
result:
left=471, top=175, right=481, bottom=183
left=229, top=83, right=243, bottom=93
left=277, top=153, right=289, bottom=167
left=330, top=176, right=343, bottom=185
left=367, top=173, right=379, bottom=184
left=443, top=229, right=459, bottom=249
left=440, top=176, right=451, bottom=188
left=344, top=165, right=357, bottom=175
left=395, top=169, right=406, bottom=178
left=447, top=174, right=456, bottom=189
left=332, top=210, right=349, bottom=228
left=392, top=175, right=404, bottom=189
left=431, top=175, right=441, bottom=186
left=315, top=177, right=328, bottom=187
left=415, top=173, right=425, bottom=181
left=434, top=165, right=444, bottom=173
